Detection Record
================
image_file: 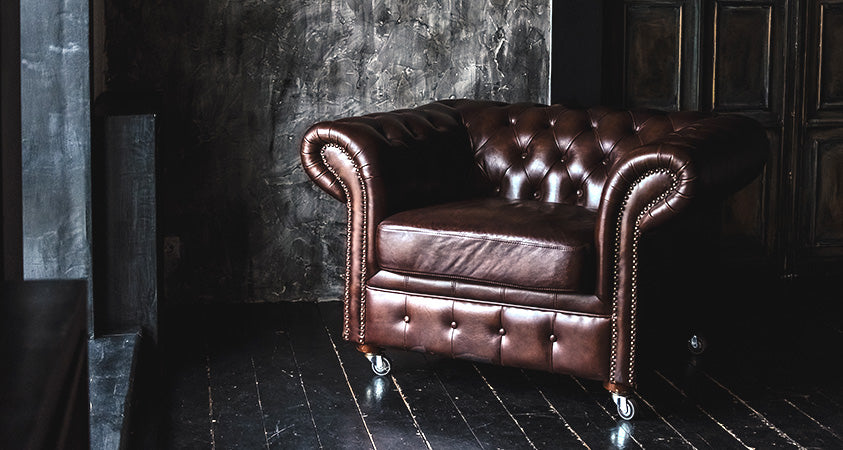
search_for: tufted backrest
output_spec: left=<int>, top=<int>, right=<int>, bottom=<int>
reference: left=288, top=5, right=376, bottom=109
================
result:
left=443, top=100, right=708, bottom=211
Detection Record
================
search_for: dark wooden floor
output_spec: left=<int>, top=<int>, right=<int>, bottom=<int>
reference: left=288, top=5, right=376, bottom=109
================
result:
left=155, top=278, right=842, bottom=449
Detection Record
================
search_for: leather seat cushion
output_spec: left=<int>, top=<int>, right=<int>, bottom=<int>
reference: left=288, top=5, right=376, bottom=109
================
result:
left=376, top=198, right=597, bottom=293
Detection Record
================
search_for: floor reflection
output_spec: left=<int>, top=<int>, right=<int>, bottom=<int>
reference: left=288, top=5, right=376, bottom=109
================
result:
left=610, top=420, right=634, bottom=448
left=364, top=376, right=389, bottom=404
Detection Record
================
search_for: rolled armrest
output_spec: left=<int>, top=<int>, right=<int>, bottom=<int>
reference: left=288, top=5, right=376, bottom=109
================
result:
left=300, top=101, right=486, bottom=343
left=301, top=102, right=487, bottom=211
left=594, top=114, right=767, bottom=386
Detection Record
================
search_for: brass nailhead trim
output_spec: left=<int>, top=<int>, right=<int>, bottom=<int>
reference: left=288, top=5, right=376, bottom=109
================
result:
left=609, top=168, right=677, bottom=386
left=321, top=144, right=369, bottom=343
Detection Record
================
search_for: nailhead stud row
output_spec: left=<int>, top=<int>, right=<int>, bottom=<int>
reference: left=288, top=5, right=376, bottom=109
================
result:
left=321, top=144, right=369, bottom=343
left=609, top=168, right=678, bottom=386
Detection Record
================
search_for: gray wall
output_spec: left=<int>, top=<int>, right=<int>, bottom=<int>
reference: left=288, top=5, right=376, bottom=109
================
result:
left=105, top=0, right=551, bottom=304
left=20, top=0, right=91, bottom=312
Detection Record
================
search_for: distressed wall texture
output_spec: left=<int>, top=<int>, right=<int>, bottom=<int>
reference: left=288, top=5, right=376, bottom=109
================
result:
left=105, top=0, right=551, bottom=303
left=20, top=0, right=91, bottom=284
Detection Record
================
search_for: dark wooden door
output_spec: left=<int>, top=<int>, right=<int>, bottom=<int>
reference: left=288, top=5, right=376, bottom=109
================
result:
left=603, top=0, right=842, bottom=275
left=797, top=1, right=843, bottom=272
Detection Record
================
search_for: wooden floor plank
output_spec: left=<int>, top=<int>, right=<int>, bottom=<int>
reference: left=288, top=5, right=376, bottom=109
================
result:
left=204, top=312, right=270, bottom=448
left=656, top=363, right=798, bottom=449
left=426, top=356, right=535, bottom=449
left=319, top=301, right=480, bottom=449
left=575, top=376, right=693, bottom=449
left=157, top=297, right=842, bottom=449
left=525, top=370, right=642, bottom=449
left=282, top=302, right=375, bottom=449
left=243, top=305, right=322, bottom=449
left=159, top=310, right=215, bottom=448
left=634, top=366, right=750, bottom=449
left=389, top=350, right=484, bottom=449
left=322, top=328, right=430, bottom=448
left=693, top=366, right=843, bottom=449
left=782, top=388, right=843, bottom=443
left=474, top=364, right=587, bottom=449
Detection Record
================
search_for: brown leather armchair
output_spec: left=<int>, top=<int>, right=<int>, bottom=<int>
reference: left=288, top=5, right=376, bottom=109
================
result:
left=300, top=99, right=767, bottom=419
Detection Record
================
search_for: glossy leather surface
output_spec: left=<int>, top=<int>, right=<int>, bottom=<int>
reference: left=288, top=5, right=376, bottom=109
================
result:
left=367, top=270, right=608, bottom=315
left=364, top=286, right=611, bottom=381
left=377, top=198, right=596, bottom=293
left=301, top=99, right=768, bottom=388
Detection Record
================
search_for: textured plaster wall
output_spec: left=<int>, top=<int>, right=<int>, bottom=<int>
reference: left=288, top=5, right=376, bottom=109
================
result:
left=20, top=0, right=91, bottom=284
left=105, top=0, right=551, bottom=303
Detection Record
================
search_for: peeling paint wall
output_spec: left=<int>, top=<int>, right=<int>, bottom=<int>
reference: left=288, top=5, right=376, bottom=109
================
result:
left=105, top=0, right=551, bottom=303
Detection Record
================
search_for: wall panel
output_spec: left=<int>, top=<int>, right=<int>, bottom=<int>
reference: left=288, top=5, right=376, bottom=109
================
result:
left=712, top=4, right=773, bottom=111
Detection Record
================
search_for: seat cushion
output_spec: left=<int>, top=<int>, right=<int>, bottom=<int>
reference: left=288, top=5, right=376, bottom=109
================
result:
left=376, top=198, right=597, bottom=293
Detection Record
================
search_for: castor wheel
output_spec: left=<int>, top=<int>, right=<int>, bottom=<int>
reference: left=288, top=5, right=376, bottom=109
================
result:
left=369, top=354, right=391, bottom=377
left=612, top=392, right=637, bottom=421
left=688, top=334, right=707, bottom=355
left=357, top=345, right=392, bottom=377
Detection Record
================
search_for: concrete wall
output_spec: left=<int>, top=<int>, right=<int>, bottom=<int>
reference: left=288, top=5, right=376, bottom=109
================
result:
left=20, top=0, right=91, bottom=317
left=104, top=0, right=552, bottom=303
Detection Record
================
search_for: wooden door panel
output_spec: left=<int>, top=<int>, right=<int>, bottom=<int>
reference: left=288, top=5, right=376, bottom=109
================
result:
left=625, top=4, right=683, bottom=109
left=807, top=0, right=843, bottom=122
left=818, top=3, right=843, bottom=112
left=802, top=130, right=843, bottom=253
left=620, top=0, right=701, bottom=110
left=712, top=4, right=773, bottom=111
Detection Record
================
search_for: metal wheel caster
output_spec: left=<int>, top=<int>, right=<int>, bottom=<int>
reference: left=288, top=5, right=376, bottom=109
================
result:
left=688, top=334, right=707, bottom=355
left=612, top=393, right=637, bottom=421
left=367, top=354, right=391, bottom=377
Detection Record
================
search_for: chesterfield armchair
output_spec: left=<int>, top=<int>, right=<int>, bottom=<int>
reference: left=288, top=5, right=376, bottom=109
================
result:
left=301, top=99, right=767, bottom=419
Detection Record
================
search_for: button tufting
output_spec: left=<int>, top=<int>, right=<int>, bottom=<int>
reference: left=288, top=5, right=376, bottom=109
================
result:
left=493, top=187, right=501, bottom=193
left=450, top=321, right=458, bottom=329
left=549, top=334, right=557, bottom=342
left=533, top=191, right=541, bottom=199
left=498, top=328, right=506, bottom=336
left=576, top=189, right=583, bottom=197
left=521, top=151, right=528, bottom=159
left=602, top=158, right=609, bottom=165
left=403, top=315, right=410, bottom=323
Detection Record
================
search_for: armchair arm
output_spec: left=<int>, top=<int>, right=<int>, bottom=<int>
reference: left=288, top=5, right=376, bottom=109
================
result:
left=594, top=114, right=768, bottom=386
left=300, top=101, right=487, bottom=343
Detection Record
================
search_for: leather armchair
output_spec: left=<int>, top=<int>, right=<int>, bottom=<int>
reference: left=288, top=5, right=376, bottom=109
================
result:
left=301, top=99, right=767, bottom=419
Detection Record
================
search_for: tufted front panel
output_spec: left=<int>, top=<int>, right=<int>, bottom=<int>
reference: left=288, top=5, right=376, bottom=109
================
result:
left=441, top=100, right=706, bottom=210
left=364, top=286, right=611, bottom=381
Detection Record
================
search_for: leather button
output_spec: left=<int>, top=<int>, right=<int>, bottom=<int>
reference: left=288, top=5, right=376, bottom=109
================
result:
left=498, top=328, right=506, bottom=336
left=403, top=315, right=410, bottom=323
left=559, top=158, right=565, bottom=164
left=450, top=321, right=458, bottom=329
left=602, top=158, right=609, bottom=165
left=549, top=334, right=557, bottom=342
left=533, top=191, right=541, bottom=199
left=493, top=187, right=501, bottom=193
left=576, top=189, right=583, bottom=197
left=521, top=151, right=528, bottom=159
